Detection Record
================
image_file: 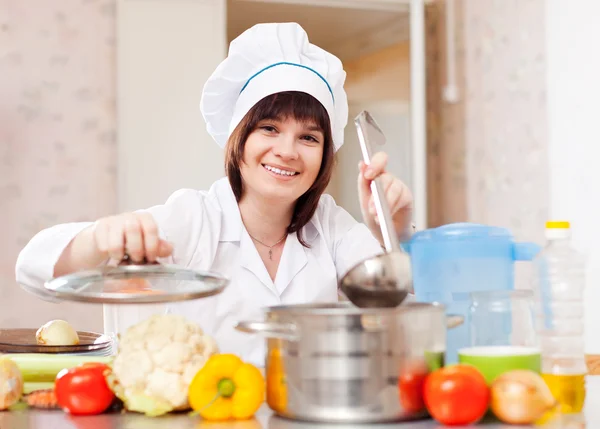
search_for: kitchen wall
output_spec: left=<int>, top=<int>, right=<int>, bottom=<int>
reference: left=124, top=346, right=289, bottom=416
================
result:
left=116, top=0, right=227, bottom=212
left=0, top=0, right=116, bottom=331
left=424, top=0, right=468, bottom=227
left=425, top=0, right=549, bottom=244
left=428, top=0, right=600, bottom=357
left=425, top=0, right=549, bottom=305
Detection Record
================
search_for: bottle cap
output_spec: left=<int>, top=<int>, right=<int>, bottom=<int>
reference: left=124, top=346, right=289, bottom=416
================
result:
left=545, top=221, right=571, bottom=239
left=546, top=221, right=570, bottom=229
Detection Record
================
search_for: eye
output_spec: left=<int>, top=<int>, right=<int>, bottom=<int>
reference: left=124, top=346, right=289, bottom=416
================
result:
left=301, top=135, right=320, bottom=143
left=260, top=125, right=277, bottom=133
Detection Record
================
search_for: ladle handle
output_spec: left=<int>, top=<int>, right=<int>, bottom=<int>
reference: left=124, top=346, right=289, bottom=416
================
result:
left=370, top=179, right=401, bottom=253
left=355, top=111, right=401, bottom=253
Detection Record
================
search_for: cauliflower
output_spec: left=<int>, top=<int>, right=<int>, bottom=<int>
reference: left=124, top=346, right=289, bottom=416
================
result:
left=106, top=314, right=218, bottom=416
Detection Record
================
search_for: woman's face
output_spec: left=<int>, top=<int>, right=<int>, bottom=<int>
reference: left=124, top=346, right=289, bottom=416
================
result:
left=240, top=116, right=324, bottom=204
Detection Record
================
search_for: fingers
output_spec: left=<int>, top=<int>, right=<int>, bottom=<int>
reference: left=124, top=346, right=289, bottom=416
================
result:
left=362, top=152, right=388, bottom=180
left=387, top=179, right=414, bottom=214
left=93, top=212, right=171, bottom=264
left=124, top=213, right=144, bottom=262
left=357, top=160, right=370, bottom=196
left=138, top=212, right=173, bottom=261
left=138, top=212, right=159, bottom=262
left=157, top=240, right=174, bottom=258
left=358, top=152, right=414, bottom=240
left=107, top=217, right=126, bottom=262
left=358, top=151, right=389, bottom=203
left=367, top=175, right=414, bottom=228
left=93, top=220, right=111, bottom=256
left=367, top=174, right=395, bottom=218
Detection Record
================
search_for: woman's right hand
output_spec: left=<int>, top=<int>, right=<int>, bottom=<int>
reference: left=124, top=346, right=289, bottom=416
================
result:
left=54, top=212, right=173, bottom=278
left=92, top=212, right=173, bottom=263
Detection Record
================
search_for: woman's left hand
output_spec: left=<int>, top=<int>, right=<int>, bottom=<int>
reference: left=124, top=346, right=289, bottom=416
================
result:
left=357, top=151, right=414, bottom=246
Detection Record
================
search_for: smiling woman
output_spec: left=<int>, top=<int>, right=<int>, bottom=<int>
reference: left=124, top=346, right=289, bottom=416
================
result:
left=15, top=22, right=415, bottom=367
left=226, top=91, right=335, bottom=247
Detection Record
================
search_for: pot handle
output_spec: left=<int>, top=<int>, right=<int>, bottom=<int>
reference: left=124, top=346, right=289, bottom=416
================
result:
left=446, top=314, right=464, bottom=329
left=235, top=321, right=300, bottom=341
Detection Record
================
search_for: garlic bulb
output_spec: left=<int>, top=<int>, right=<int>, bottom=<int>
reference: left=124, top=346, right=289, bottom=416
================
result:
left=36, top=320, right=80, bottom=346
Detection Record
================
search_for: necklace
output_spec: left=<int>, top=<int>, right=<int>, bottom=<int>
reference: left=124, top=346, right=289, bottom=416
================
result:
left=247, top=232, right=287, bottom=260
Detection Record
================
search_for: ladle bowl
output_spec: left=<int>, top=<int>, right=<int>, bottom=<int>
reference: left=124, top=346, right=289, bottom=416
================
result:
left=340, top=251, right=413, bottom=308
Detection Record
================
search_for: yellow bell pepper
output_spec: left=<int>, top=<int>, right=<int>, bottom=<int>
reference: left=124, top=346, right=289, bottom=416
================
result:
left=188, top=354, right=265, bottom=421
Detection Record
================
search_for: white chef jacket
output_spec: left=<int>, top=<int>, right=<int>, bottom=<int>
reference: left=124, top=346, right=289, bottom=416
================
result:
left=15, top=177, right=383, bottom=367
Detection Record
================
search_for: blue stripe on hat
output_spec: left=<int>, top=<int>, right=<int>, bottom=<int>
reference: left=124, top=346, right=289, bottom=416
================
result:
left=239, top=62, right=334, bottom=102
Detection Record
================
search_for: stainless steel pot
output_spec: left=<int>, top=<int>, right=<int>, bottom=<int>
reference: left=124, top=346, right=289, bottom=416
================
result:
left=236, top=302, right=462, bottom=424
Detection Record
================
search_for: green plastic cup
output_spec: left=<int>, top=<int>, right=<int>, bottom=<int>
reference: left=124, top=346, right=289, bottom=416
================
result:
left=458, top=345, right=541, bottom=384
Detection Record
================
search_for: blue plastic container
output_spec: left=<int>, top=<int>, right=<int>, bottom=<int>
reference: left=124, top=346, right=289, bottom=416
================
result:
left=404, top=223, right=540, bottom=363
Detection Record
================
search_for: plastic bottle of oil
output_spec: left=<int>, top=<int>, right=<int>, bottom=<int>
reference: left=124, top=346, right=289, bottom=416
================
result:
left=533, top=221, right=587, bottom=414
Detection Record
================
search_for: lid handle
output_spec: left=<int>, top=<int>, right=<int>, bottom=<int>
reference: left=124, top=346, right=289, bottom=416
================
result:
left=235, top=321, right=299, bottom=341
left=118, top=254, right=160, bottom=266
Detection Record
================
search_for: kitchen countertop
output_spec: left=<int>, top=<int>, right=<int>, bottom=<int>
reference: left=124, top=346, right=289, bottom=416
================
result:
left=1, top=378, right=597, bottom=429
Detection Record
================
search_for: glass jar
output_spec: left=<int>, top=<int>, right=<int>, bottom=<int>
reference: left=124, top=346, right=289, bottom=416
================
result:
left=468, top=289, right=538, bottom=348
left=459, top=290, right=541, bottom=384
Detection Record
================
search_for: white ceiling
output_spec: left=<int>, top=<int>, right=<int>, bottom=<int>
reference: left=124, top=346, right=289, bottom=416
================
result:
left=227, top=0, right=410, bottom=62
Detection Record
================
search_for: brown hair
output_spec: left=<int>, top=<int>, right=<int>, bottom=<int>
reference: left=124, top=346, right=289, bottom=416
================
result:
left=225, top=91, right=335, bottom=247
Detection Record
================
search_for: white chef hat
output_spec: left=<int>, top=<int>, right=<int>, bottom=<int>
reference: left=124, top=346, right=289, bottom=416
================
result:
left=200, top=22, right=349, bottom=152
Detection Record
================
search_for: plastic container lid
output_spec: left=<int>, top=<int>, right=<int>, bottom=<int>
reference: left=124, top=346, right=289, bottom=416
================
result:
left=410, top=223, right=515, bottom=244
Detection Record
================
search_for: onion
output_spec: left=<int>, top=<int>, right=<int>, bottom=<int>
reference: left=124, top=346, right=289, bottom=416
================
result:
left=36, top=320, right=80, bottom=346
left=0, top=357, right=24, bottom=410
left=490, top=369, right=557, bottom=425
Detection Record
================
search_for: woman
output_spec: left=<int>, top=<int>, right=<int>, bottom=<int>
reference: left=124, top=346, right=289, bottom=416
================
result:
left=15, top=23, right=414, bottom=366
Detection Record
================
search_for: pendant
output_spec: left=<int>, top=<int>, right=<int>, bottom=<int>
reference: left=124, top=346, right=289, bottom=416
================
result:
left=268, top=249, right=273, bottom=260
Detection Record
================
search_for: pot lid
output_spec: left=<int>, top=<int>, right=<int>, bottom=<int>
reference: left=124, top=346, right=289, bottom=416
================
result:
left=42, top=256, right=229, bottom=305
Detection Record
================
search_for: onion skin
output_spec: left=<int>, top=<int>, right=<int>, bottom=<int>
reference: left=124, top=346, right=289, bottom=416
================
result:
left=490, top=370, right=557, bottom=425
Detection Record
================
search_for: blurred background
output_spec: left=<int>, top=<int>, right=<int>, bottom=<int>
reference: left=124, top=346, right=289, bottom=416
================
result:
left=1, top=0, right=599, bottom=351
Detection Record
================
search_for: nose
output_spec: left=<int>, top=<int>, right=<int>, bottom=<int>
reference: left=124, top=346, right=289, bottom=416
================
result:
left=272, top=132, right=299, bottom=161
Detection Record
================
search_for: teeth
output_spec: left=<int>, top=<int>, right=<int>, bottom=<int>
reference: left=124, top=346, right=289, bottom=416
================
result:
left=264, top=165, right=297, bottom=176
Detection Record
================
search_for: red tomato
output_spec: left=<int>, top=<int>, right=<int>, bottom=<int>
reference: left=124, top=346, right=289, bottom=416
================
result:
left=398, top=361, right=428, bottom=413
left=423, top=364, right=490, bottom=426
left=55, top=362, right=115, bottom=416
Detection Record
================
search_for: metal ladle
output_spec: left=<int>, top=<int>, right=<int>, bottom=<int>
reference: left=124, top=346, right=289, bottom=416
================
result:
left=339, top=110, right=414, bottom=308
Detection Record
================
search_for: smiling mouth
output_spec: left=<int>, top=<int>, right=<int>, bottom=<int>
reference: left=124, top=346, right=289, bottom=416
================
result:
left=262, top=164, right=299, bottom=177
